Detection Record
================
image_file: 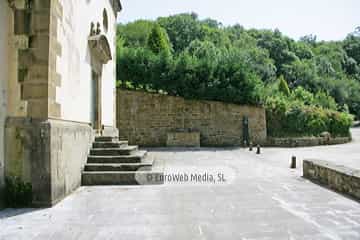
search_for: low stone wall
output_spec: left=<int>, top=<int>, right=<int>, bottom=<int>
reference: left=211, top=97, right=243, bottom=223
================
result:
left=117, top=89, right=267, bottom=147
left=303, top=159, right=360, bottom=201
left=266, top=136, right=351, bottom=147
left=5, top=117, right=94, bottom=207
left=48, top=120, right=94, bottom=206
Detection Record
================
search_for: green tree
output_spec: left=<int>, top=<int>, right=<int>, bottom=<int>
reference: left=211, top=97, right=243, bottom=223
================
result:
left=157, top=13, right=205, bottom=53
left=252, top=29, right=299, bottom=76
left=117, top=20, right=154, bottom=47
left=299, top=34, right=317, bottom=46
left=292, top=42, right=314, bottom=60
left=281, top=59, right=318, bottom=89
left=343, top=32, right=360, bottom=64
left=278, top=75, right=290, bottom=96
left=147, top=24, right=171, bottom=55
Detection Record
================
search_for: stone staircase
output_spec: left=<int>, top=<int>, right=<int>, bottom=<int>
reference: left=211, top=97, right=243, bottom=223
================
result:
left=82, top=136, right=163, bottom=186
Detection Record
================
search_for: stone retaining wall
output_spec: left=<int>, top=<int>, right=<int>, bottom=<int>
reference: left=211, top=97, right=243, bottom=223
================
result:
left=303, top=159, right=360, bottom=201
left=117, top=89, right=267, bottom=147
left=266, top=136, right=351, bottom=147
left=167, top=132, right=200, bottom=147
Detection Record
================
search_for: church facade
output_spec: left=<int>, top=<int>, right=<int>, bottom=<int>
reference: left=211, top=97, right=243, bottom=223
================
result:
left=0, top=0, right=121, bottom=207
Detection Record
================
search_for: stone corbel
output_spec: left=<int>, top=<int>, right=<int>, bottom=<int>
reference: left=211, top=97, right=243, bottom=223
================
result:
left=88, top=34, right=112, bottom=64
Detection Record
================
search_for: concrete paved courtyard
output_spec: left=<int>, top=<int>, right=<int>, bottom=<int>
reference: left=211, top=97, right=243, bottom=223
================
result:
left=1, top=128, right=359, bottom=240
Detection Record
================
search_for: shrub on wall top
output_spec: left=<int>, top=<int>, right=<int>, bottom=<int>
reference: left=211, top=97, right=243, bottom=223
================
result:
left=266, top=93, right=353, bottom=137
left=117, top=46, right=264, bottom=106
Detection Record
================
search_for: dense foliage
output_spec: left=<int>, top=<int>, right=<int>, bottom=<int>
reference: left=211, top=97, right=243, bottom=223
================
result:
left=117, top=45, right=264, bottom=105
left=266, top=84, right=353, bottom=137
left=117, top=13, right=359, bottom=136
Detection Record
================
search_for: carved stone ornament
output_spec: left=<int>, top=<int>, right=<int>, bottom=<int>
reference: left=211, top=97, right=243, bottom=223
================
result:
left=88, top=34, right=112, bottom=64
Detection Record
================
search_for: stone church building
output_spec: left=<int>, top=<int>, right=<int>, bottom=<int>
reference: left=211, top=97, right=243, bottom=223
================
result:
left=0, top=0, right=266, bottom=209
left=0, top=0, right=122, bottom=208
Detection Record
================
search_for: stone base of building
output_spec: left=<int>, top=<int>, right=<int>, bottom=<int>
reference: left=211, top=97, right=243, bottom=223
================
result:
left=102, top=125, right=119, bottom=137
left=4, top=117, right=116, bottom=207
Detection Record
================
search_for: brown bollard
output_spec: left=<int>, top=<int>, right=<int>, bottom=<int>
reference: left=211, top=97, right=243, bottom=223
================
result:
left=256, top=144, right=261, bottom=154
left=290, top=156, right=297, bottom=169
left=249, top=142, right=253, bottom=151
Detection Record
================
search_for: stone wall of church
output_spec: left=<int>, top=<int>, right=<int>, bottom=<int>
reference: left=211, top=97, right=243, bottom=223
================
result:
left=117, top=90, right=267, bottom=147
left=2, top=0, right=119, bottom=208
left=0, top=0, right=10, bottom=209
left=56, top=0, right=117, bottom=127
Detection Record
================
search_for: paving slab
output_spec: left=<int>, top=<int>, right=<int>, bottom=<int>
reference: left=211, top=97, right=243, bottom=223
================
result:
left=0, top=128, right=360, bottom=240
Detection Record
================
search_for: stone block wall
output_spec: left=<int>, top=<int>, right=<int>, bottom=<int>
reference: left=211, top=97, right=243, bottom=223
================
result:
left=117, top=90, right=267, bottom=147
left=5, top=118, right=93, bottom=207
left=48, top=120, right=94, bottom=205
left=266, top=136, right=351, bottom=147
left=167, top=132, right=200, bottom=147
left=303, top=159, right=360, bottom=201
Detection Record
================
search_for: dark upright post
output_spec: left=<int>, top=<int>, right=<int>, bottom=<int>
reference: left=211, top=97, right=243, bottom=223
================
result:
left=243, top=116, right=249, bottom=146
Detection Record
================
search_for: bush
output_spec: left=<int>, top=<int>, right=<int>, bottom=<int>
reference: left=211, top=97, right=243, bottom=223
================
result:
left=290, top=86, right=314, bottom=105
left=328, top=111, right=354, bottom=136
left=5, top=176, right=32, bottom=208
left=314, top=91, right=338, bottom=110
left=266, top=94, right=353, bottom=137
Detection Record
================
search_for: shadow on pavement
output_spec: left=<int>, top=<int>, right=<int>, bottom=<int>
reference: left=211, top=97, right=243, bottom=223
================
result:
left=0, top=208, right=44, bottom=219
left=304, top=177, right=360, bottom=204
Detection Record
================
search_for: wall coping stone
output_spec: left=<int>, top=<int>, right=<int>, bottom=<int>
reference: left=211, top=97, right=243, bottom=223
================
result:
left=266, top=136, right=351, bottom=147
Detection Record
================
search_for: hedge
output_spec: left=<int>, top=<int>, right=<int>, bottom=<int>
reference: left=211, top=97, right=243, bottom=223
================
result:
left=266, top=96, right=353, bottom=137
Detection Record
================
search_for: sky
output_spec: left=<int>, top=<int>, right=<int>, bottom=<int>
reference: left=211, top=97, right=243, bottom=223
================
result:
left=118, top=0, right=360, bottom=41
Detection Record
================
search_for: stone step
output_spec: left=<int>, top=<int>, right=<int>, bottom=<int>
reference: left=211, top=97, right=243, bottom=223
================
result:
left=90, top=146, right=138, bottom=156
left=84, top=162, right=153, bottom=172
left=92, top=141, right=128, bottom=149
left=81, top=171, right=164, bottom=185
left=95, top=136, right=118, bottom=142
left=87, top=151, right=147, bottom=164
